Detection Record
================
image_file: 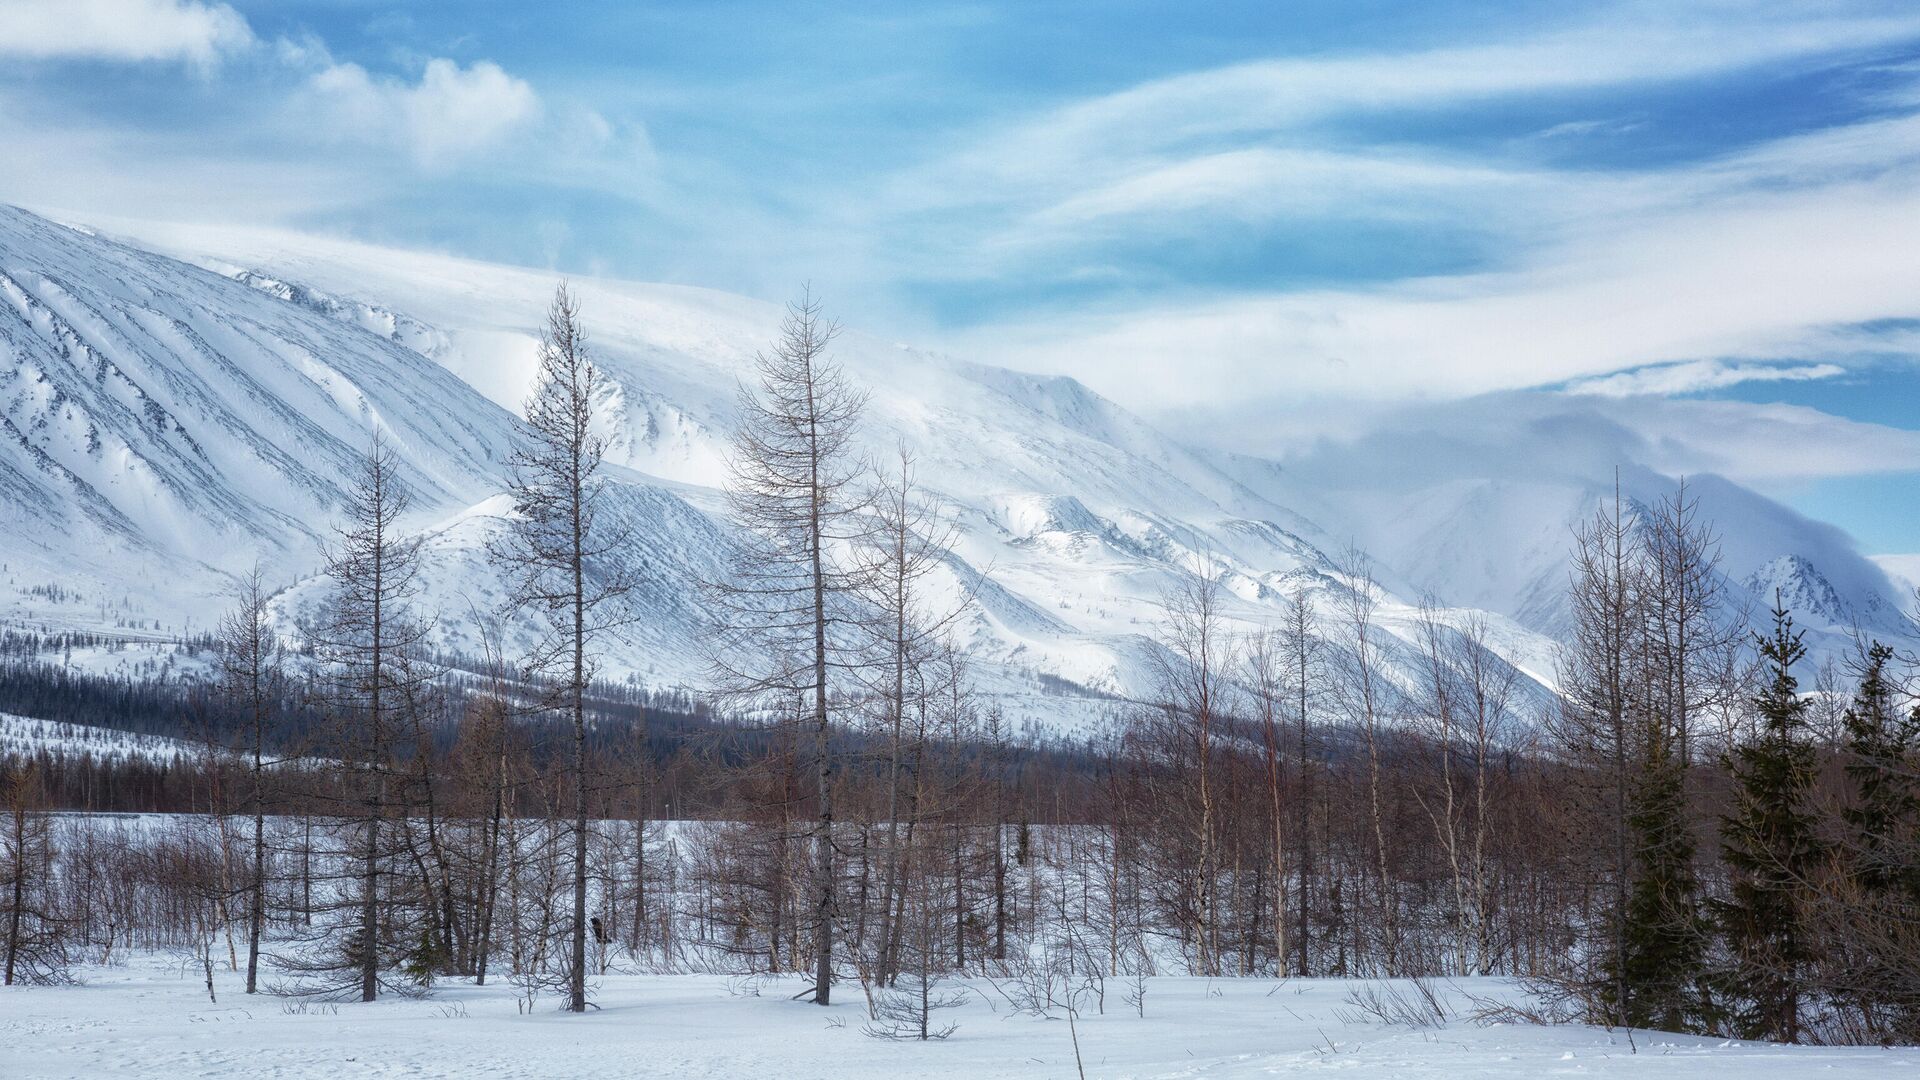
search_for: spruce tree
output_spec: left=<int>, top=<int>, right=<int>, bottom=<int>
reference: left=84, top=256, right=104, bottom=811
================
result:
left=1841, top=643, right=1920, bottom=897
left=1714, top=603, right=1823, bottom=1043
left=1836, top=642, right=1920, bottom=1038
left=1613, top=713, right=1710, bottom=1032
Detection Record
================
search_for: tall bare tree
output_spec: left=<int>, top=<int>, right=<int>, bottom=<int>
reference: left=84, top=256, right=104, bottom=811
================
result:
left=1143, top=568, right=1234, bottom=976
left=1333, top=552, right=1399, bottom=973
left=218, top=567, right=285, bottom=995
left=1551, top=478, right=1645, bottom=1022
left=317, top=431, right=431, bottom=1002
left=496, top=283, right=633, bottom=1013
left=1277, top=583, right=1321, bottom=976
left=858, top=446, right=967, bottom=985
left=1412, top=602, right=1515, bottom=974
left=709, top=290, right=870, bottom=1005
left=1245, top=625, right=1291, bottom=974
left=1643, top=479, right=1740, bottom=768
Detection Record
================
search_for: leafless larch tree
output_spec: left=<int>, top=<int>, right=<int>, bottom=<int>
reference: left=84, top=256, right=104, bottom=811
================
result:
left=495, top=283, right=635, bottom=1013
left=707, top=289, right=871, bottom=1006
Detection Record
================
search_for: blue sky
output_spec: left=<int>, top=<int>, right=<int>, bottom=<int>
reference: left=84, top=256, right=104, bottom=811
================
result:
left=4, top=0, right=1920, bottom=549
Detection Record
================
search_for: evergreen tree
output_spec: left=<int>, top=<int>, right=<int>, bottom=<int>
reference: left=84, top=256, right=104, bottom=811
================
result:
left=313, top=432, right=433, bottom=1003
left=1835, top=642, right=1920, bottom=1038
left=1714, top=604, right=1823, bottom=1043
left=1840, top=643, right=1920, bottom=897
left=1611, top=713, right=1711, bottom=1033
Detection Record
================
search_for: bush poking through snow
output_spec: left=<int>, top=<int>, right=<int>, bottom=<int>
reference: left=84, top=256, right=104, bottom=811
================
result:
left=1337, top=977, right=1456, bottom=1030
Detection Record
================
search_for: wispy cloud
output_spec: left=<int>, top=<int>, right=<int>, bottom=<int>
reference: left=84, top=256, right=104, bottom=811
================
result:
left=0, top=0, right=253, bottom=65
left=3, top=0, right=1919, bottom=437
left=1566, top=360, right=1847, bottom=397
left=1271, top=391, right=1920, bottom=489
left=955, top=106, right=1920, bottom=414
left=873, top=5, right=1920, bottom=259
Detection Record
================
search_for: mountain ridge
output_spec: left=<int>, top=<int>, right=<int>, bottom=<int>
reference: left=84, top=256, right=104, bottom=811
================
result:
left=2, top=204, right=1908, bottom=728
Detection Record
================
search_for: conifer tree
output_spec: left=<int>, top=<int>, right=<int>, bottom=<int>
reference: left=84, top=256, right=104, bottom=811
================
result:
left=1833, top=642, right=1920, bottom=1038
left=1612, top=714, right=1710, bottom=1032
left=218, top=568, right=285, bottom=996
left=1714, top=603, right=1823, bottom=1043
left=1840, top=643, right=1920, bottom=901
left=311, top=432, right=433, bottom=1002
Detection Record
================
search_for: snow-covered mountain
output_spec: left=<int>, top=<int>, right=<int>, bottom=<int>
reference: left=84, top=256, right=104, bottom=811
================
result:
left=1218, top=396, right=1917, bottom=655
left=0, top=204, right=1907, bottom=728
left=0, top=206, right=511, bottom=616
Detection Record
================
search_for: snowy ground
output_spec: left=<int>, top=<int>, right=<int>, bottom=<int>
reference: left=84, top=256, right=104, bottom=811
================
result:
left=6, top=957, right=1916, bottom=1078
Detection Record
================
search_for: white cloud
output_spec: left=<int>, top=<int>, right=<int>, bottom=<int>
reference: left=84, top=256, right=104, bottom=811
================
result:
left=1025, top=146, right=1546, bottom=234
left=1566, top=360, right=1847, bottom=397
left=1268, top=391, right=1920, bottom=489
left=304, top=58, right=542, bottom=168
left=0, top=0, right=253, bottom=64
left=956, top=111, right=1920, bottom=415
left=1615, top=397, right=1920, bottom=482
left=882, top=5, right=1920, bottom=238
left=0, top=85, right=364, bottom=225
left=1533, top=117, right=1647, bottom=140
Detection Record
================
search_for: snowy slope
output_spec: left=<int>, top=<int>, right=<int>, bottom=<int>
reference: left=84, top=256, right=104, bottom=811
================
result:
left=0, top=713, right=200, bottom=765
left=2, top=203, right=1904, bottom=728
left=0, top=205, right=1535, bottom=725
left=0, top=207, right=513, bottom=614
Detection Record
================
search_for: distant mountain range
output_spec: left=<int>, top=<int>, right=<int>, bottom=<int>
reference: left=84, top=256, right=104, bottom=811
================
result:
left=1, top=204, right=1908, bottom=729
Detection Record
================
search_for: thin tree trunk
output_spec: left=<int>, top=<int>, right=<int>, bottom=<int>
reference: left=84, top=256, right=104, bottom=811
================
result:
left=809, top=407, right=835, bottom=1006
left=570, top=536, right=589, bottom=1012
left=475, top=746, right=505, bottom=986
left=4, top=802, right=24, bottom=986
left=246, top=746, right=265, bottom=994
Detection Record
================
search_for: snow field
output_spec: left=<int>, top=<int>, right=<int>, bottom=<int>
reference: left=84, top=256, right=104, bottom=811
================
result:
left=6, top=958, right=1915, bottom=1079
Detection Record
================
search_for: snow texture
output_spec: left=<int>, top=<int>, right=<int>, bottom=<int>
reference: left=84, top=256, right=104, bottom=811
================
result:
left=5, top=957, right=1916, bottom=1079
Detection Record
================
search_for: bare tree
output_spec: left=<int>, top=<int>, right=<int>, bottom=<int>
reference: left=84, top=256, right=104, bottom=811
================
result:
left=1142, top=567, right=1234, bottom=976
left=218, top=567, right=286, bottom=995
left=1245, top=626, right=1291, bottom=974
left=1411, top=602, right=1515, bottom=974
left=1642, top=478, right=1741, bottom=768
left=496, top=283, right=633, bottom=1013
left=314, top=431, right=432, bottom=1003
left=2, top=765, right=68, bottom=985
left=984, top=703, right=1010, bottom=963
left=1277, top=583, right=1321, bottom=976
left=708, top=290, right=870, bottom=1005
left=1550, top=478, right=1645, bottom=1022
left=1332, top=551, right=1399, bottom=973
left=856, top=446, right=968, bottom=985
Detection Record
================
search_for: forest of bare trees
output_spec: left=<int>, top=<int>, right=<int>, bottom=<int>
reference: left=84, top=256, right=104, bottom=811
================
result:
left=4, top=287, right=1919, bottom=1048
